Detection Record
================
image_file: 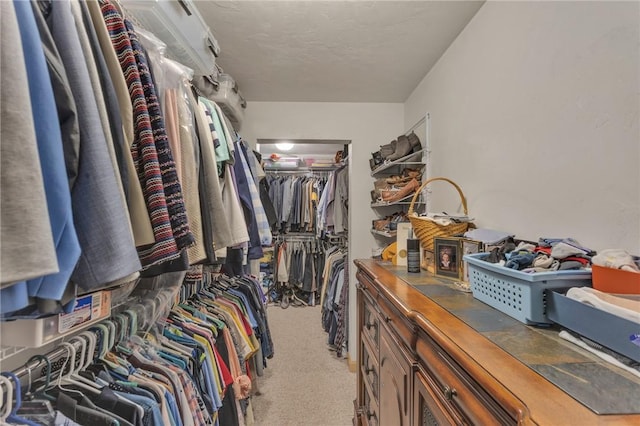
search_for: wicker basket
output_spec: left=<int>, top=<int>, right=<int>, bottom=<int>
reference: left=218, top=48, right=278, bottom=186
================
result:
left=408, top=177, right=472, bottom=251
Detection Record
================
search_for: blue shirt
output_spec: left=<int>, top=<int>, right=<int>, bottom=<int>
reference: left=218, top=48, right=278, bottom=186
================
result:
left=2, top=0, right=81, bottom=317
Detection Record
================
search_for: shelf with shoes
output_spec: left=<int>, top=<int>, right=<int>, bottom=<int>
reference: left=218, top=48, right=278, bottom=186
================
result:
left=371, top=192, right=425, bottom=207
left=370, top=211, right=410, bottom=241
left=369, top=120, right=429, bottom=258
left=370, top=229, right=397, bottom=238
left=370, top=148, right=425, bottom=177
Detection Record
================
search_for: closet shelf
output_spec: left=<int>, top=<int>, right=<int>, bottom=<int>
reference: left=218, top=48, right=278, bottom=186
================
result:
left=265, top=166, right=341, bottom=173
left=370, top=229, right=397, bottom=238
left=0, top=280, right=136, bottom=353
left=371, top=194, right=425, bottom=208
left=370, top=149, right=425, bottom=177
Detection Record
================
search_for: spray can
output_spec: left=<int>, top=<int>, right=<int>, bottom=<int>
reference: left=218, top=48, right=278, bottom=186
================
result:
left=407, top=228, right=421, bottom=273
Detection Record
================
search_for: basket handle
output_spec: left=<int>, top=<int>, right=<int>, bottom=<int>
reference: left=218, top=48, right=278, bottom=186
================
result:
left=408, top=177, right=468, bottom=216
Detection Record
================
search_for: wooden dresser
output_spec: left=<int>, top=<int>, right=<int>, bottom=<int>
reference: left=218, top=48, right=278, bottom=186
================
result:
left=354, top=259, right=640, bottom=426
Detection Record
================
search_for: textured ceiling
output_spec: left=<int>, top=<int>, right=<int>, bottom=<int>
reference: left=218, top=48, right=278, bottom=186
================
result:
left=198, top=1, right=484, bottom=103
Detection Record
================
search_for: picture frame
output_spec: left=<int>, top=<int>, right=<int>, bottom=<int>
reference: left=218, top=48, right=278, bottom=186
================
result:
left=434, top=237, right=462, bottom=279
left=421, top=249, right=434, bottom=273
left=461, top=239, right=484, bottom=282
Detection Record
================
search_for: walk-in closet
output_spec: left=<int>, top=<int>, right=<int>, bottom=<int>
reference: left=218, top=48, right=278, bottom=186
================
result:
left=256, top=141, right=350, bottom=356
left=1, top=1, right=638, bottom=425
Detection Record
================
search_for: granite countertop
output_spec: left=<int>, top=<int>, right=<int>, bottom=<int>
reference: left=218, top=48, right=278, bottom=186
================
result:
left=374, top=262, right=640, bottom=416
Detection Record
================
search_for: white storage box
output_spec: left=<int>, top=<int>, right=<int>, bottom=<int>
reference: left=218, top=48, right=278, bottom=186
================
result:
left=0, top=291, right=112, bottom=348
left=122, top=0, right=219, bottom=75
left=209, top=74, right=246, bottom=130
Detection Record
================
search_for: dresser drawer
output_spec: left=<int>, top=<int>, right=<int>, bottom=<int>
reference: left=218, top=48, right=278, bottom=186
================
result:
left=362, top=295, right=380, bottom=351
left=363, top=389, right=379, bottom=426
left=361, top=335, right=379, bottom=401
left=416, top=334, right=517, bottom=425
left=377, top=291, right=415, bottom=351
left=414, top=364, right=462, bottom=426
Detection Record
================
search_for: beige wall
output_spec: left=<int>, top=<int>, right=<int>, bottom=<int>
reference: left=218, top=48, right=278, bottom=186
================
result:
left=405, top=1, right=640, bottom=253
left=242, top=101, right=404, bottom=360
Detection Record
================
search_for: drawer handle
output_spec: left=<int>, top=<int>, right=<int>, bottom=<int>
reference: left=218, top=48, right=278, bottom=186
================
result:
left=365, top=321, right=377, bottom=331
left=365, top=366, right=375, bottom=375
left=384, top=316, right=392, bottom=323
left=367, top=411, right=376, bottom=420
left=444, top=386, right=458, bottom=401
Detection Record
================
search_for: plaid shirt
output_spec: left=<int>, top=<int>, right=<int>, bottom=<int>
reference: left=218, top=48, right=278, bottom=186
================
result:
left=236, top=140, right=272, bottom=246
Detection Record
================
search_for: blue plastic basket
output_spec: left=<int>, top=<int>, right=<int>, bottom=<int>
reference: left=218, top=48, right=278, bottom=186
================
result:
left=464, top=253, right=592, bottom=325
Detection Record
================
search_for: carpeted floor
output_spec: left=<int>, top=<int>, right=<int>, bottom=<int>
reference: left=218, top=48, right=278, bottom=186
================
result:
left=252, top=304, right=356, bottom=425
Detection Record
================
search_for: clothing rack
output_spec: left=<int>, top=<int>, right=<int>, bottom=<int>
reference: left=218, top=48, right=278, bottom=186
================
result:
left=4, top=277, right=183, bottom=396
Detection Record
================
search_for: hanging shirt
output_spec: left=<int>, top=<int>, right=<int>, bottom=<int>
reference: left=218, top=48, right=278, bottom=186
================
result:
left=0, top=1, right=57, bottom=288
left=101, top=0, right=182, bottom=269
left=1, top=0, right=81, bottom=315
left=236, top=140, right=272, bottom=246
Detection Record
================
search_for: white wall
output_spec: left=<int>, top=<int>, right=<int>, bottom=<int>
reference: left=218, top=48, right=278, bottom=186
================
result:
left=405, top=1, right=640, bottom=253
left=242, top=102, right=404, bottom=361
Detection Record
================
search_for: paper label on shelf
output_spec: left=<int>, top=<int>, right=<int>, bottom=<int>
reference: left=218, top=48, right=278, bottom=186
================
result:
left=58, top=291, right=108, bottom=333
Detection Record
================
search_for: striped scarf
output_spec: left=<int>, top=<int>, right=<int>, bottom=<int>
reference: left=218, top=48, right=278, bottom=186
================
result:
left=100, top=0, right=193, bottom=267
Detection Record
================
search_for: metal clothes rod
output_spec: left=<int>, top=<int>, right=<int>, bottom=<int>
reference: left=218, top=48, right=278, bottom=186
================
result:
left=9, top=339, right=83, bottom=386
left=265, top=169, right=335, bottom=175
left=275, top=233, right=318, bottom=240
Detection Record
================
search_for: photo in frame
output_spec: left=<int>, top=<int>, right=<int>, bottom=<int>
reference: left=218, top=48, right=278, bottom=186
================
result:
left=461, top=239, right=484, bottom=282
left=421, top=249, right=435, bottom=273
left=434, top=237, right=462, bottom=279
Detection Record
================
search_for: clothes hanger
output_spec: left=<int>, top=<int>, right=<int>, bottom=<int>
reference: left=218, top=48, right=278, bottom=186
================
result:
left=0, top=375, right=13, bottom=426
left=78, top=331, right=98, bottom=368
left=19, top=357, right=57, bottom=425
left=65, top=336, right=103, bottom=390
left=25, top=355, right=55, bottom=402
left=55, top=342, right=100, bottom=396
left=1, top=372, right=40, bottom=426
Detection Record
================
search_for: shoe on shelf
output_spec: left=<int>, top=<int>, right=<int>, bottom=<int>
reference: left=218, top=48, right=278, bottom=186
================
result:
left=380, top=178, right=420, bottom=202
left=407, top=131, right=422, bottom=153
left=380, top=139, right=397, bottom=160
left=402, top=169, right=422, bottom=181
left=386, top=134, right=412, bottom=161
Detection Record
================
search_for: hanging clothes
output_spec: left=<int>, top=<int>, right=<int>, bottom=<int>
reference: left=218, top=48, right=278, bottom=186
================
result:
left=1, top=267, right=274, bottom=426
left=191, top=91, right=236, bottom=259
left=86, top=0, right=155, bottom=247
left=100, top=0, right=184, bottom=268
left=320, top=248, right=349, bottom=356
left=0, top=0, right=80, bottom=316
left=0, top=0, right=54, bottom=295
left=266, top=174, right=325, bottom=234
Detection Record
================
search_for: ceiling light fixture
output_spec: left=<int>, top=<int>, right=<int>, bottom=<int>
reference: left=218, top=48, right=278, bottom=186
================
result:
left=275, top=142, right=294, bottom=151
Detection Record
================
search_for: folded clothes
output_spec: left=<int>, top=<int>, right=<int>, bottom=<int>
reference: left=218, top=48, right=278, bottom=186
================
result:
left=533, top=253, right=554, bottom=269
left=463, top=228, right=513, bottom=245
left=566, top=287, right=640, bottom=324
left=505, top=252, right=536, bottom=270
left=558, top=260, right=584, bottom=271
left=592, top=249, right=640, bottom=273
left=539, top=238, right=595, bottom=256
left=514, top=242, right=536, bottom=252
left=552, top=242, right=591, bottom=259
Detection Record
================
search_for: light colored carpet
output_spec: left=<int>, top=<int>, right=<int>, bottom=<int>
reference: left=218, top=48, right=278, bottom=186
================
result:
left=252, top=305, right=356, bottom=426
